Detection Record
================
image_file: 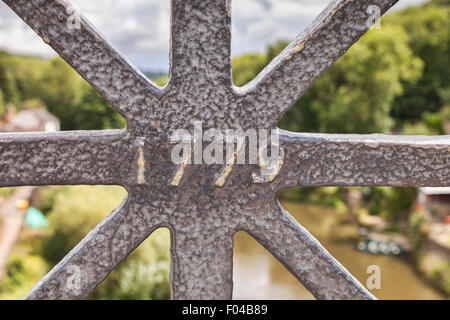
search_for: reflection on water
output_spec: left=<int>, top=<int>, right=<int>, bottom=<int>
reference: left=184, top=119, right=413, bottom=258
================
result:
left=232, top=201, right=444, bottom=300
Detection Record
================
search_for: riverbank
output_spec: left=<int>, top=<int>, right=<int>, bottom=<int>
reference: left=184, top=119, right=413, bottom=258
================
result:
left=232, top=201, right=446, bottom=300
left=408, top=211, right=450, bottom=298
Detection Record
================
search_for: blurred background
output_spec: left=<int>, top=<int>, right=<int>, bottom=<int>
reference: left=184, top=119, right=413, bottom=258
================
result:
left=0, top=0, right=448, bottom=299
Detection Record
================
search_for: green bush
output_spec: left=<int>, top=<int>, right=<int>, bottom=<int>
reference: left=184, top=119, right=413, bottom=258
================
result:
left=232, top=53, right=266, bottom=86
left=92, top=228, right=171, bottom=300
left=38, top=185, right=171, bottom=300
left=39, top=186, right=127, bottom=266
left=0, top=89, right=4, bottom=115
left=360, top=187, right=417, bottom=222
left=279, top=24, right=423, bottom=134
left=0, top=254, right=47, bottom=299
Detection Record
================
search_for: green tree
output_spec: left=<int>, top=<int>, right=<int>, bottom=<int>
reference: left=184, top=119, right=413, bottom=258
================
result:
left=38, top=57, right=81, bottom=129
left=12, top=57, right=47, bottom=104
left=38, top=186, right=170, bottom=300
left=38, top=57, right=125, bottom=130
left=279, top=25, right=423, bottom=134
left=72, top=83, right=125, bottom=130
left=0, top=57, right=19, bottom=107
left=232, top=53, right=266, bottom=86
left=92, top=228, right=171, bottom=300
left=360, top=187, right=417, bottom=227
left=0, top=89, right=5, bottom=115
left=388, top=1, right=449, bottom=124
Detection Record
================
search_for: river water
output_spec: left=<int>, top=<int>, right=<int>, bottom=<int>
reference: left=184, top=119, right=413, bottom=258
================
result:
left=232, top=201, right=444, bottom=300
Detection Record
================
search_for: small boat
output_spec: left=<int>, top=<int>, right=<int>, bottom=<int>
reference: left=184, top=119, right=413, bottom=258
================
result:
left=353, top=239, right=407, bottom=256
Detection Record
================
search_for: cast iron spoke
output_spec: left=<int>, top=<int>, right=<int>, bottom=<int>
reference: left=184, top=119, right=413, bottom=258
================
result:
left=244, top=200, right=375, bottom=300
left=170, top=225, right=234, bottom=299
left=276, top=130, right=450, bottom=189
left=238, top=0, right=398, bottom=126
left=0, top=130, right=135, bottom=187
left=24, top=196, right=166, bottom=300
left=170, top=0, right=232, bottom=87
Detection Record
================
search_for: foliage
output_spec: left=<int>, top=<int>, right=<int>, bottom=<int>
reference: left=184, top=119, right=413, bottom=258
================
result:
left=0, top=52, right=126, bottom=130
left=39, top=186, right=127, bottom=266
left=37, top=186, right=170, bottom=300
left=387, top=0, right=450, bottom=124
left=0, top=89, right=4, bottom=115
left=280, top=186, right=417, bottom=228
left=232, top=53, right=266, bottom=86
left=408, top=206, right=450, bottom=296
left=278, top=186, right=347, bottom=212
left=0, top=254, right=47, bottom=299
left=38, top=58, right=81, bottom=129
left=359, top=187, right=417, bottom=226
left=244, top=0, right=447, bottom=227
left=0, top=56, right=19, bottom=108
left=70, top=83, right=126, bottom=130
left=279, top=25, right=422, bottom=134
left=400, top=105, right=450, bottom=135
left=0, top=187, right=16, bottom=197
left=92, top=228, right=171, bottom=300
left=154, top=75, right=168, bottom=87
left=423, top=105, right=450, bottom=135
left=230, top=1, right=448, bottom=134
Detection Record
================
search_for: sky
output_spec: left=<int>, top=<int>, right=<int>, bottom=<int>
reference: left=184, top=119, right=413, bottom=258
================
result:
left=0, top=0, right=428, bottom=72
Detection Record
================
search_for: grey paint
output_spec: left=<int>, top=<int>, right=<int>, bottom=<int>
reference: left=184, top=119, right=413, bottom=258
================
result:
left=0, top=0, right=448, bottom=300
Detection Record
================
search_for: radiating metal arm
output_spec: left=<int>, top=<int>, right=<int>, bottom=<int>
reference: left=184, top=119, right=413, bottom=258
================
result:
left=276, top=130, right=450, bottom=189
left=170, top=225, right=234, bottom=299
left=0, top=130, right=135, bottom=187
left=244, top=200, right=375, bottom=300
left=24, top=197, right=166, bottom=300
left=2, top=0, right=162, bottom=119
left=170, top=0, right=232, bottom=87
left=237, top=0, right=398, bottom=125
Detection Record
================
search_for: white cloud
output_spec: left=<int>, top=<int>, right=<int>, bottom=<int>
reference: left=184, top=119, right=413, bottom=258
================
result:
left=231, top=0, right=326, bottom=57
left=233, top=0, right=266, bottom=20
left=0, top=5, right=55, bottom=57
left=0, top=0, right=429, bottom=71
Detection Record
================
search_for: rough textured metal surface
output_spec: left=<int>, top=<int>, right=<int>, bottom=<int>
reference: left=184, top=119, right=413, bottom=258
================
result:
left=277, top=131, right=450, bottom=188
left=0, top=130, right=136, bottom=187
left=242, top=200, right=373, bottom=299
left=25, top=195, right=167, bottom=299
left=1, top=0, right=448, bottom=300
